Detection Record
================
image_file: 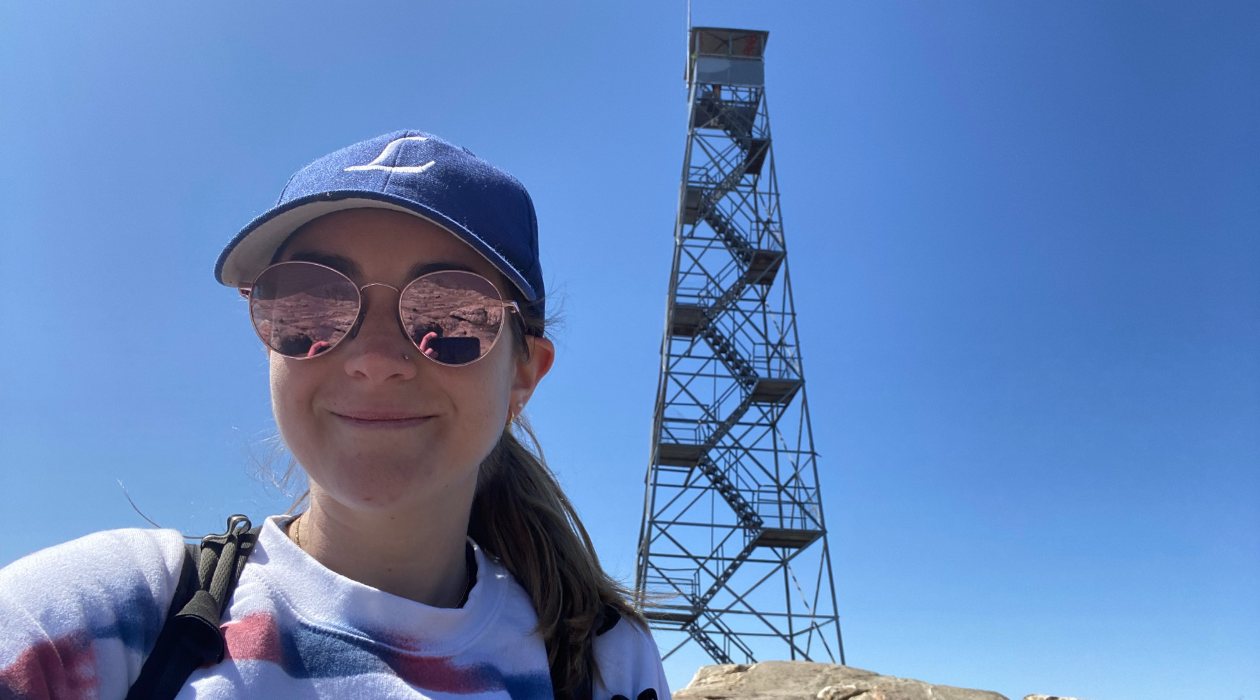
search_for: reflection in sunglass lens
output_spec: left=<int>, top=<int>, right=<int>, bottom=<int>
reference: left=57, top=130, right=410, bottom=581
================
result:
left=250, top=263, right=359, bottom=358
left=400, top=271, right=505, bottom=366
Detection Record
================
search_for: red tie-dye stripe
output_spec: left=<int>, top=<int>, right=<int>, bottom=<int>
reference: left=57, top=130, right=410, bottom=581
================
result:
left=390, top=654, right=497, bottom=693
left=221, top=611, right=284, bottom=665
left=0, top=633, right=98, bottom=700
left=220, top=611, right=500, bottom=693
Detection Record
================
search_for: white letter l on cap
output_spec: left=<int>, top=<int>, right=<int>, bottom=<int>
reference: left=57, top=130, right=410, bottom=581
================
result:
left=345, top=136, right=436, bottom=174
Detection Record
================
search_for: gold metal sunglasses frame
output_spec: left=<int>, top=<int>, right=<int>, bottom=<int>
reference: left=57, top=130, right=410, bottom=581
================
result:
left=238, top=261, right=522, bottom=366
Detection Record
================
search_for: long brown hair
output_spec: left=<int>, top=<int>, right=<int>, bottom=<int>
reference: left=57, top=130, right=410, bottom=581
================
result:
left=471, top=291, right=645, bottom=697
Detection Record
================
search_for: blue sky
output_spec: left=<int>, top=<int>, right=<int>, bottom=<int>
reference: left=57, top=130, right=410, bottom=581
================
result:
left=1, top=1, right=1256, bottom=698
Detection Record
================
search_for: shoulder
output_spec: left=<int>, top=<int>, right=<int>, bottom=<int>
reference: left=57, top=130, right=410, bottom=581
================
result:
left=2, top=527, right=186, bottom=578
left=467, top=543, right=539, bottom=633
left=592, top=609, right=671, bottom=700
left=0, top=528, right=188, bottom=664
left=1, top=527, right=187, bottom=605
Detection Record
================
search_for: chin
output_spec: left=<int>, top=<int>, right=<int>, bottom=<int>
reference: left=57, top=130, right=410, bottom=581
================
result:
left=310, top=452, right=471, bottom=511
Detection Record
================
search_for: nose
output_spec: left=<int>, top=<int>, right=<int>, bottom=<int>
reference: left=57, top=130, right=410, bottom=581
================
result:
left=341, top=285, right=417, bottom=383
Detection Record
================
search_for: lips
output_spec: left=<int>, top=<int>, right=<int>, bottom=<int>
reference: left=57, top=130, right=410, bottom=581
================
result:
left=330, top=409, right=434, bottom=428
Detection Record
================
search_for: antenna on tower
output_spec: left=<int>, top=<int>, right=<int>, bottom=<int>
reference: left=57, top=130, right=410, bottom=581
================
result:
left=636, top=26, right=845, bottom=667
left=684, top=0, right=693, bottom=86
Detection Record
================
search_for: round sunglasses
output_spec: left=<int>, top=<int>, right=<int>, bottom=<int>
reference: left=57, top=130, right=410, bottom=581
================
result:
left=240, top=261, right=521, bottom=366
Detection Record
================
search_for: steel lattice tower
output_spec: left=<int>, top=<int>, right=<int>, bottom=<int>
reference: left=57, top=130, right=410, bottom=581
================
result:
left=635, top=27, right=844, bottom=667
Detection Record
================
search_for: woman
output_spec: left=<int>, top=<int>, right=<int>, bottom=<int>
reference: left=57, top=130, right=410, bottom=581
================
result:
left=0, top=131, right=670, bottom=700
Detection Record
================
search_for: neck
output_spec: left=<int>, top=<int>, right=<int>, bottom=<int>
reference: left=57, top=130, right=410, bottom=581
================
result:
left=293, top=482, right=475, bottom=608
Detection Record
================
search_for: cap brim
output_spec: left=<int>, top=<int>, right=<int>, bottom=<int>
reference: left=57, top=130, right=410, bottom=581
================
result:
left=214, top=191, right=538, bottom=300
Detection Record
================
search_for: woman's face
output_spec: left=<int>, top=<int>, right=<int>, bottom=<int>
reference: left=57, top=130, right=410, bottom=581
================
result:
left=268, top=208, right=553, bottom=515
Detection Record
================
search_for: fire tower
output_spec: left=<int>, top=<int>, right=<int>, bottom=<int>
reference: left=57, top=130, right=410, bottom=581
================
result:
left=634, top=27, right=844, bottom=666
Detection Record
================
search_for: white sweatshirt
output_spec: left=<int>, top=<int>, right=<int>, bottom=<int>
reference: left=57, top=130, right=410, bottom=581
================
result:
left=0, top=516, right=670, bottom=700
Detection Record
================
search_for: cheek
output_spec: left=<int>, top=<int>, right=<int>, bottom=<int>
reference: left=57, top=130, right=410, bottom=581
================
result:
left=269, top=356, right=317, bottom=449
left=451, top=349, right=516, bottom=448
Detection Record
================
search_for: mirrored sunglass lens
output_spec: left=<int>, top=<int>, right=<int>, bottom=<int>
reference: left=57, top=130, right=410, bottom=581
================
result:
left=250, top=264, right=358, bottom=358
left=399, top=272, right=505, bottom=365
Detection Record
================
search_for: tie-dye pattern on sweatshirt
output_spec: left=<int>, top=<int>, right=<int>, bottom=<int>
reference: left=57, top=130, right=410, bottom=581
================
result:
left=0, top=516, right=670, bottom=700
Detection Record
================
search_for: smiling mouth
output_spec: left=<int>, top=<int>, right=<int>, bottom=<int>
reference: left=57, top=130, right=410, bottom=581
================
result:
left=331, top=412, right=433, bottom=429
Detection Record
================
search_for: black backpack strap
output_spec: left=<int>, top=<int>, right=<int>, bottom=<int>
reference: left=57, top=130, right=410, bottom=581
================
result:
left=126, top=544, right=200, bottom=700
left=594, top=602, right=621, bottom=636
left=126, top=515, right=260, bottom=700
left=563, top=602, right=623, bottom=700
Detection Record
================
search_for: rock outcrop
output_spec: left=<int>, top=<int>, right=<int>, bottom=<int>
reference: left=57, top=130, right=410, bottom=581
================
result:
left=673, top=661, right=1010, bottom=700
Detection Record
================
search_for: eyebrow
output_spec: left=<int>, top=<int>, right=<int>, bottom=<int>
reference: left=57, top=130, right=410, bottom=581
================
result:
left=286, top=251, right=362, bottom=278
left=406, top=261, right=476, bottom=279
left=283, top=251, right=475, bottom=283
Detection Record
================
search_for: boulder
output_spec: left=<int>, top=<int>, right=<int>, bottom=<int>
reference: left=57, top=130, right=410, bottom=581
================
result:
left=673, top=662, right=1010, bottom=700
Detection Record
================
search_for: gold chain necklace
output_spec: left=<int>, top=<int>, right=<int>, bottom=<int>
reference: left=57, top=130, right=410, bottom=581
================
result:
left=290, top=513, right=303, bottom=549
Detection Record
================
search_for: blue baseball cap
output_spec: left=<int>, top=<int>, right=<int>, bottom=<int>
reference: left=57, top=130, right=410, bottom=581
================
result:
left=215, top=130, right=543, bottom=315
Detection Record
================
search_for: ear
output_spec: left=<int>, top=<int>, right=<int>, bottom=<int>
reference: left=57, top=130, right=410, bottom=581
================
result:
left=509, top=336, right=555, bottom=413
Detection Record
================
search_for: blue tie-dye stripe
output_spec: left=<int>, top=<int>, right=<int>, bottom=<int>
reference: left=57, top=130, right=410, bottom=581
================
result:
left=251, top=617, right=553, bottom=699
left=500, top=671, right=554, bottom=700
left=275, top=621, right=392, bottom=678
left=85, top=577, right=167, bottom=655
